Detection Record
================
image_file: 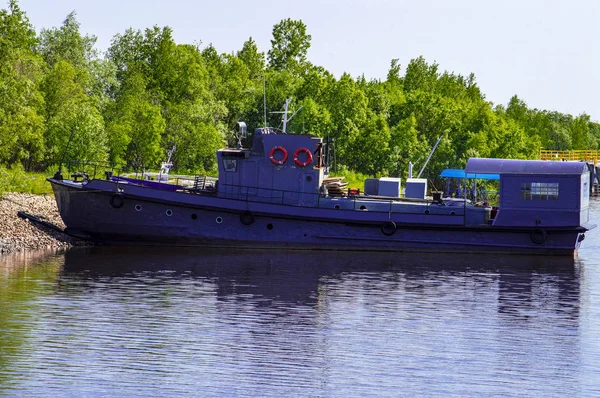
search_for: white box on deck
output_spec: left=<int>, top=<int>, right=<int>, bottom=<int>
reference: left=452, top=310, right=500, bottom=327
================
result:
left=405, top=178, right=427, bottom=199
left=378, top=177, right=401, bottom=197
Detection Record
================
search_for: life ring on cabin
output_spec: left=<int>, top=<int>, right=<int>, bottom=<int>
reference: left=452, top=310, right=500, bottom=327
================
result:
left=381, top=221, right=397, bottom=236
left=240, top=211, right=255, bottom=226
left=110, top=194, right=124, bottom=209
left=269, top=146, right=288, bottom=165
left=293, top=147, right=313, bottom=167
left=530, top=228, right=547, bottom=245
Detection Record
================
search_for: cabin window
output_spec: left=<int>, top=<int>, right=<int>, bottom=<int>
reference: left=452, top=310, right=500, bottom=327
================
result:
left=223, top=159, right=237, bottom=172
left=521, top=182, right=559, bottom=200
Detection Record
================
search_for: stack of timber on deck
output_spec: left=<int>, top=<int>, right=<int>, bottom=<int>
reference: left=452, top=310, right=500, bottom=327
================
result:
left=323, top=177, right=348, bottom=196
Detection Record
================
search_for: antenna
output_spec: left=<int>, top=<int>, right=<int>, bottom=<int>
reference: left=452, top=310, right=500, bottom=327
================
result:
left=271, top=97, right=303, bottom=133
left=263, top=76, right=267, bottom=128
left=282, top=98, right=290, bottom=133
left=159, top=145, right=176, bottom=182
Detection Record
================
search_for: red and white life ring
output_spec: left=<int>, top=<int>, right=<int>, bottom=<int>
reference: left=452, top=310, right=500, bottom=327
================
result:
left=269, top=146, right=288, bottom=165
left=293, top=147, right=313, bottom=167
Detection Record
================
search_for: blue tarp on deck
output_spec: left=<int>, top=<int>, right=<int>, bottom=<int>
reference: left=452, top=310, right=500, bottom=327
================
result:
left=440, top=169, right=500, bottom=180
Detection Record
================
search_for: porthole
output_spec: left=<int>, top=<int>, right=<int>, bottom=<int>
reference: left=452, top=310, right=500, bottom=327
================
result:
left=216, top=216, right=223, bottom=224
left=267, top=223, right=274, bottom=230
left=360, top=205, right=367, bottom=210
left=191, top=213, right=198, bottom=220
left=166, top=209, right=173, bottom=216
left=240, top=212, right=255, bottom=225
left=306, top=175, right=313, bottom=182
left=424, top=209, right=430, bottom=214
left=450, top=211, right=456, bottom=215
left=135, top=204, right=142, bottom=212
left=334, top=204, right=341, bottom=210
left=110, top=195, right=124, bottom=209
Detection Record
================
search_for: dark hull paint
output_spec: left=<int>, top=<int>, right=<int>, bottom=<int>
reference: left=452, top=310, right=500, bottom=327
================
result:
left=49, top=179, right=585, bottom=256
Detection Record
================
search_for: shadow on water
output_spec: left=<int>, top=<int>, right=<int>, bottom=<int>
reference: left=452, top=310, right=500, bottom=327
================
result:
left=62, top=246, right=579, bottom=276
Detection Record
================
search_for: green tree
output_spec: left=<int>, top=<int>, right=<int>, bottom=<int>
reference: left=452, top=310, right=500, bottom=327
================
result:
left=267, top=19, right=311, bottom=73
left=237, top=37, right=265, bottom=79
left=324, top=73, right=368, bottom=164
left=389, top=115, right=430, bottom=178
left=37, top=11, right=97, bottom=69
left=403, top=56, right=439, bottom=93
left=106, top=27, right=146, bottom=82
left=0, top=0, right=45, bottom=168
left=105, top=71, right=163, bottom=168
left=571, top=114, right=595, bottom=150
left=0, top=0, right=36, bottom=54
left=107, top=26, right=225, bottom=171
left=42, top=60, right=107, bottom=168
left=345, top=112, right=392, bottom=175
left=547, top=123, right=572, bottom=150
left=385, top=59, right=406, bottom=127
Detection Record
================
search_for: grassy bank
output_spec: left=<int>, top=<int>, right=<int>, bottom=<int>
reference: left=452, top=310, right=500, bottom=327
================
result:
left=0, top=166, right=52, bottom=195
left=329, top=167, right=374, bottom=192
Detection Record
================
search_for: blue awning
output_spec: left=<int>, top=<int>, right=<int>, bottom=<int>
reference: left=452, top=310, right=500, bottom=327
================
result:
left=440, top=169, right=500, bottom=180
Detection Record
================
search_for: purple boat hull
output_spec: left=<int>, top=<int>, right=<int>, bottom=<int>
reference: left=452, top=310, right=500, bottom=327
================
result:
left=49, top=178, right=587, bottom=256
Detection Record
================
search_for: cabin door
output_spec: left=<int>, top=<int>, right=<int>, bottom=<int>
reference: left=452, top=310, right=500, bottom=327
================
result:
left=300, top=172, right=315, bottom=206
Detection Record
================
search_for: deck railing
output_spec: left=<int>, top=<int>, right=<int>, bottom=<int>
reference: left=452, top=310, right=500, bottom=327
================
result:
left=216, top=182, right=451, bottom=214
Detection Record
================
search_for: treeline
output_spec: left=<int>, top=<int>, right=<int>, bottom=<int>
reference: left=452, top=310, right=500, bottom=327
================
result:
left=1, top=0, right=599, bottom=181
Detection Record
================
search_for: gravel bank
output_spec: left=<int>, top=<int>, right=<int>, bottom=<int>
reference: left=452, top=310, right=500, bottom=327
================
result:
left=0, top=193, right=82, bottom=254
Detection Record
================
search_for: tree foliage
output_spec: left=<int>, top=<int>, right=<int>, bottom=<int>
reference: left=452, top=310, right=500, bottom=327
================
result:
left=267, top=18, right=311, bottom=73
left=0, top=0, right=45, bottom=168
left=1, top=3, right=598, bottom=185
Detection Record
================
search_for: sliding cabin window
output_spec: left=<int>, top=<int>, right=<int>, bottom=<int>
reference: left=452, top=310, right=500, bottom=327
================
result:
left=223, top=159, right=238, bottom=172
left=520, top=182, right=559, bottom=200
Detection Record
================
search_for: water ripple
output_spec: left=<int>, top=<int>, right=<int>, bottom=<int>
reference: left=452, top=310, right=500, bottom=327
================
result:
left=0, top=219, right=599, bottom=397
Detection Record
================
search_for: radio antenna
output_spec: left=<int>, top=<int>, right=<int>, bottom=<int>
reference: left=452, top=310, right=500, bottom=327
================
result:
left=263, top=76, right=267, bottom=127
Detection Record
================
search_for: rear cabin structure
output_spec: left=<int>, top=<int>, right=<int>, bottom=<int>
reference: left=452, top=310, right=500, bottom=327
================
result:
left=466, top=158, right=591, bottom=229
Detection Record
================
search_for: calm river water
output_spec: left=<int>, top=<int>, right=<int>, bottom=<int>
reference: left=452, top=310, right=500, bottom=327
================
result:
left=1, top=201, right=600, bottom=397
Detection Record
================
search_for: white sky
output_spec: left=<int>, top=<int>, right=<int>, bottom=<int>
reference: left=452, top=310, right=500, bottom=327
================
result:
left=15, top=0, right=600, bottom=121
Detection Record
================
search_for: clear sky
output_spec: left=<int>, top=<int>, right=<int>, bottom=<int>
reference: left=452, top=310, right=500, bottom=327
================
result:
left=15, top=0, right=600, bottom=121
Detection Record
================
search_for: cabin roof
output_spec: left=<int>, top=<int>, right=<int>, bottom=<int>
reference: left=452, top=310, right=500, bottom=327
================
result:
left=440, top=169, right=500, bottom=180
left=218, top=149, right=250, bottom=158
left=465, top=158, right=588, bottom=175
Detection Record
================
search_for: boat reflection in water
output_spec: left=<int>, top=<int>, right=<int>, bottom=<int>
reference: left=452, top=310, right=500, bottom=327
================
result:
left=1, top=246, right=589, bottom=397
left=60, top=246, right=581, bottom=316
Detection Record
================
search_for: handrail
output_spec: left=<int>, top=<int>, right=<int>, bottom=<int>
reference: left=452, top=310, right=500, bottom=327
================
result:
left=539, top=149, right=600, bottom=164
left=214, top=182, right=448, bottom=216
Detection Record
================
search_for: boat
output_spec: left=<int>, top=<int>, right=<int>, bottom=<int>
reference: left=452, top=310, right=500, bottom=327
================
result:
left=47, top=118, right=596, bottom=256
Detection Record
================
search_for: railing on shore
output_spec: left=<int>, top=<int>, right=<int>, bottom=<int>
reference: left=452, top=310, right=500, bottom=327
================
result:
left=539, top=149, right=600, bottom=164
left=539, top=150, right=600, bottom=196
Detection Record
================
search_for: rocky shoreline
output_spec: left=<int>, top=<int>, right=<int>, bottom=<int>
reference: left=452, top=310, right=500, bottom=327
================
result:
left=0, top=193, right=82, bottom=254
